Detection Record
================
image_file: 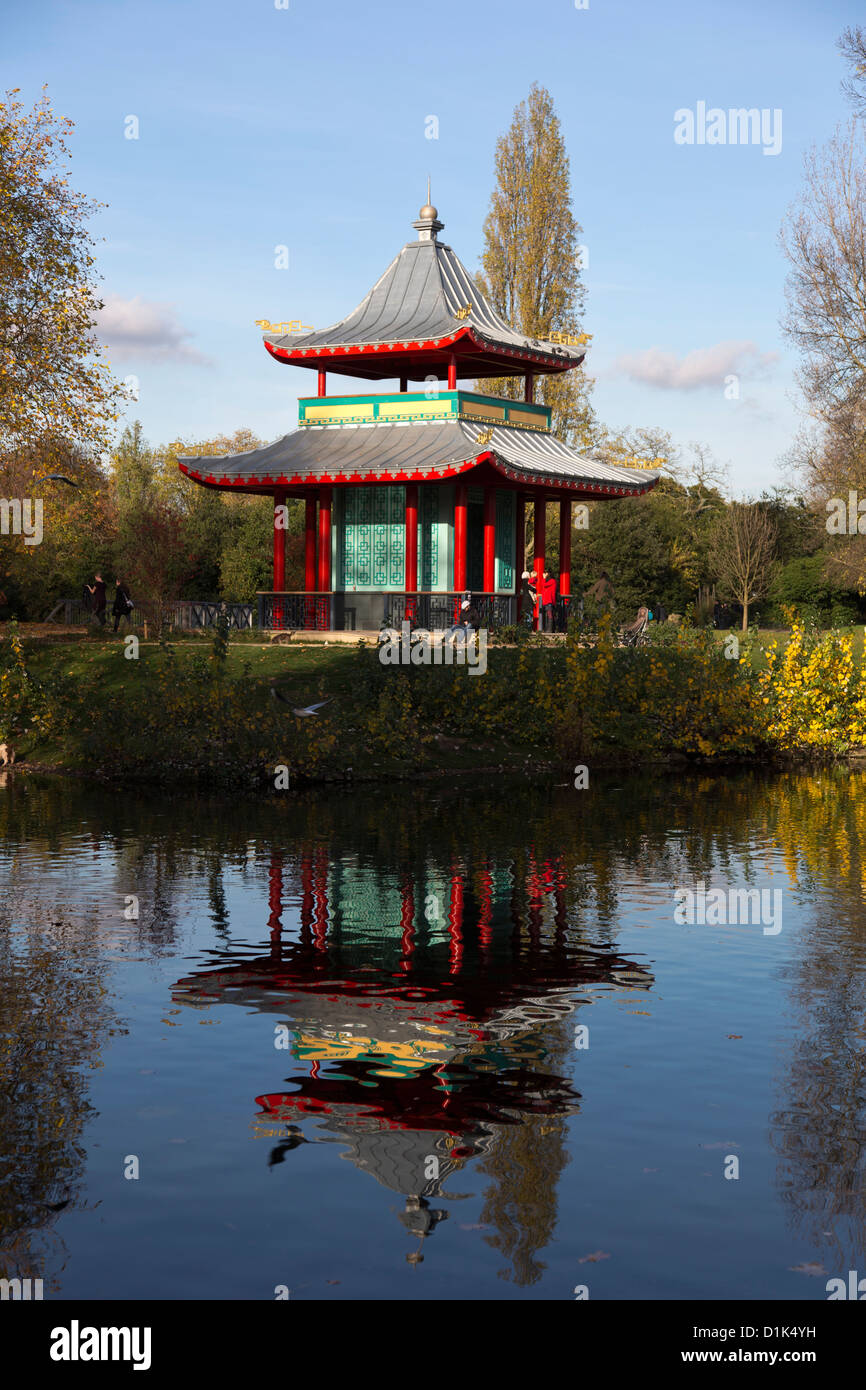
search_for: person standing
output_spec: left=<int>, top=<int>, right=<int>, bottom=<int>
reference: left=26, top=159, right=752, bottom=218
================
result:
left=520, top=571, right=535, bottom=629
left=87, top=573, right=107, bottom=627
left=541, top=571, right=557, bottom=632
left=112, top=579, right=133, bottom=633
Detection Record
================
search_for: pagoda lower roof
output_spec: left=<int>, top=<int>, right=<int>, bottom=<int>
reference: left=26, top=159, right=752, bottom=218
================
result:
left=178, top=418, right=659, bottom=498
left=263, top=237, right=587, bottom=380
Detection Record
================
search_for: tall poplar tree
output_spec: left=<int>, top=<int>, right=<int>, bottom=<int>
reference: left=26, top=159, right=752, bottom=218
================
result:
left=477, top=84, right=595, bottom=448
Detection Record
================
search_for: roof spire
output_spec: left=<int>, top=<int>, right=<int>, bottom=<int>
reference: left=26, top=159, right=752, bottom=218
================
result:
left=413, top=182, right=443, bottom=243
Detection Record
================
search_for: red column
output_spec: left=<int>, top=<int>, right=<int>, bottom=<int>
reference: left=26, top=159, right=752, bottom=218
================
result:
left=273, top=489, right=286, bottom=591
left=304, top=496, right=317, bottom=591
left=313, top=847, right=329, bottom=953
left=317, top=369, right=326, bottom=398
left=482, top=486, right=496, bottom=593
left=448, top=353, right=457, bottom=390
left=515, top=494, right=526, bottom=580
left=299, top=850, right=313, bottom=944
left=317, top=487, right=332, bottom=592
left=478, top=868, right=493, bottom=949
left=524, top=373, right=534, bottom=403
left=559, top=497, right=572, bottom=599
left=399, top=880, right=416, bottom=971
left=533, top=494, right=546, bottom=629
left=268, top=852, right=284, bottom=958
left=453, top=481, right=468, bottom=592
left=405, top=483, right=418, bottom=596
left=448, top=871, right=464, bottom=975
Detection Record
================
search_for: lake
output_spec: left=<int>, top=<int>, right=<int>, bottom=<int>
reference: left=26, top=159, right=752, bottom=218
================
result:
left=1, top=767, right=864, bottom=1300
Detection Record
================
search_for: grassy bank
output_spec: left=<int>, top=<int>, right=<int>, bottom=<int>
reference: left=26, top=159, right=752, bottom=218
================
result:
left=2, top=618, right=866, bottom=788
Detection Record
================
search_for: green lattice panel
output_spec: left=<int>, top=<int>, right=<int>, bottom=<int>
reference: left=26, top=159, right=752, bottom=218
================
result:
left=389, top=486, right=405, bottom=587
left=419, top=485, right=438, bottom=590
left=496, top=489, right=515, bottom=592
left=339, top=486, right=405, bottom=590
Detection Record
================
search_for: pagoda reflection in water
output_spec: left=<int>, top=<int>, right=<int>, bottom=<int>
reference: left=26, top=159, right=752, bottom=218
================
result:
left=173, top=847, right=653, bottom=1269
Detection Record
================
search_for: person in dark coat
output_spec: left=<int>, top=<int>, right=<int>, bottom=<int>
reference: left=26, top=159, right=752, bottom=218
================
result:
left=87, top=573, right=107, bottom=626
left=112, top=579, right=133, bottom=632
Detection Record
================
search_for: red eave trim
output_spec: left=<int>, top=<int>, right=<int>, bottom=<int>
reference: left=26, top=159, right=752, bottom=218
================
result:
left=177, top=452, right=658, bottom=498
left=262, top=324, right=584, bottom=372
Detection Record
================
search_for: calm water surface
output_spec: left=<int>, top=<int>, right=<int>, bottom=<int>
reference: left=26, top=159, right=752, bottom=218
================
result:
left=1, top=768, right=864, bottom=1300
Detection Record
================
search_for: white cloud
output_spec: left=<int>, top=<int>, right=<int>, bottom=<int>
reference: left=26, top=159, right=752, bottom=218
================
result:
left=94, top=294, right=211, bottom=365
left=615, top=339, right=777, bottom=391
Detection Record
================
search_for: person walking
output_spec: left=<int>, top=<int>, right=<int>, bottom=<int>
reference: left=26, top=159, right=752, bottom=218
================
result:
left=87, top=573, right=107, bottom=627
left=112, top=579, right=134, bottom=633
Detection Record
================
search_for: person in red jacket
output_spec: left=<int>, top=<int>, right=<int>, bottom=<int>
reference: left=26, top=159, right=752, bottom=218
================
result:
left=541, top=572, right=557, bottom=632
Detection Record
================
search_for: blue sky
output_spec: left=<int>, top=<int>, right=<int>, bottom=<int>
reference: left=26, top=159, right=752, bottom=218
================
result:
left=6, top=0, right=862, bottom=492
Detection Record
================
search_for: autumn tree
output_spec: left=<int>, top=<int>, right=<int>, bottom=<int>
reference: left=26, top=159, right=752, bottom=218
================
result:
left=477, top=84, right=595, bottom=449
left=839, top=25, right=866, bottom=116
left=0, top=88, right=123, bottom=466
left=780, top=38, right=866, bottom=592
left=780, top=120, right=866, bottom=419
left=709, top=502, right=778, bottom=630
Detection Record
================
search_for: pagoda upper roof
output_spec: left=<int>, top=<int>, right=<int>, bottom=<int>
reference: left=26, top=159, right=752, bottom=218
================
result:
left=178, top=416, right=659, bottom=500
left=261, top=203, right=588, bottom=382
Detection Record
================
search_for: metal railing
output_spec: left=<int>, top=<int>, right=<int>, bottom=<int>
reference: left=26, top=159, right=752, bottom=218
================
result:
left=256, top=592, right=333, bottom=631
left=45, top=598, right=255, bottom=630
left=386, top=593, right=517, bottom=630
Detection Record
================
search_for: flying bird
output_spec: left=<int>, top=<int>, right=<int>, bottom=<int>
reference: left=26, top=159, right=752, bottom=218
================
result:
left=40, top=474, right=79, bottom=487
left=269, top=683, right=332, bottom=717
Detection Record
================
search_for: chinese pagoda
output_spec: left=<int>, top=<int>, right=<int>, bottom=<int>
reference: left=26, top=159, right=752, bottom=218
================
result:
left=178, top=200, right=659, bottom=630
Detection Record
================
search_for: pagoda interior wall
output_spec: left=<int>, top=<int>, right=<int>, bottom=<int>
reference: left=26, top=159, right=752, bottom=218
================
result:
left=332, top=483, right=516, bottom=598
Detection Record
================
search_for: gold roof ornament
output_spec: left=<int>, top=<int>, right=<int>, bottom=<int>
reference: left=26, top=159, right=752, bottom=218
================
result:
left=546, top=330, right=592, bottom=347
left=453, top=303, right=472, bottom=320
left=256, top=319, right=315, bottom=335
left=475, top=427, right=494, bottom=444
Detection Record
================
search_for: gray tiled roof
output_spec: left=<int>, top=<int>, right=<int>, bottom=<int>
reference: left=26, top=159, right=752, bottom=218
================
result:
left=264, top=236, right=586, bottom=368
left=178, top=418, right=659, bottom=497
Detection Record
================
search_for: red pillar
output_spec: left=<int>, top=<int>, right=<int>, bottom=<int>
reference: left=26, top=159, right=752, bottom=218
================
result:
left=478, top=868, right=493, bottom=949
left=268, top=852, right=284, bottom=958
left=405, top=483, right=418, bottom=596
left=448, top=871, right=464, bottom=975
left=317, top=487, right=332, bottom=592
left=482, top=486, right=496, bottom=593
left=448, top=353, right=457, bottom=390
left=559, top=497, right=572, bottom=599
left=317, top=369, right=326, bottom=398
left=399, top=880, right=416, bottom=971
left=533, top=494, right=546, bottom=629
left=313, top=846, right=329, bottom=953
left=273, top=489, right=286, bottom=591
left=453, top=481, right=468, bottom=593
left=524, top=373, right=534, bottom=403
left=304, top=496, right=317, bottom=591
